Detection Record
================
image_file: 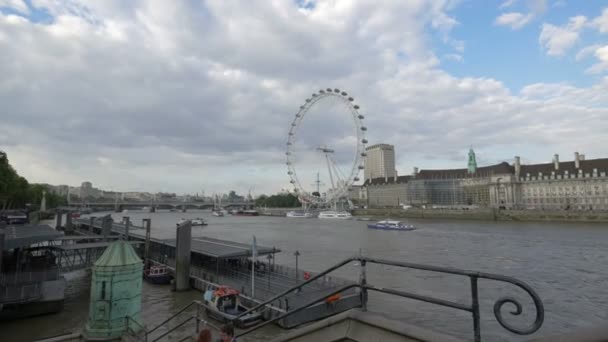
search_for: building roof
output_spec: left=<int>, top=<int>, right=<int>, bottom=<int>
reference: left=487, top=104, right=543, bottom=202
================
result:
left=1, top=224, right=64, bottom=250
left=416, top=162, right=513, bottom=180
left=160, top=236, right=279, bottom=259
left=57, top=241, right=142, bottom=251
left=520, top=158, right=608, bottom=176
left=365, top=143, right=394, bottom=151
left=94, top=240, right=142, bottom=267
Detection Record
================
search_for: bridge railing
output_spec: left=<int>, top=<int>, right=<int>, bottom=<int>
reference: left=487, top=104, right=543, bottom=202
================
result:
left=234, top=256, right=544, bottom=342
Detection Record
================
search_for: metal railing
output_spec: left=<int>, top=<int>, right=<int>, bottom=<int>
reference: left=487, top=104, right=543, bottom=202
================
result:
left=125, top=316, right=148, bottom=342
left=234, top=256, right=544, bottom=342
left=141, top=300, right=221, bottom=342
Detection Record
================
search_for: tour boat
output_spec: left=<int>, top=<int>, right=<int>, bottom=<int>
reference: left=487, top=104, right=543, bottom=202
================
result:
left=367, top=220, right=416, bottom=231
left=234, top=210, right=259, bottom=216
left=286, top=211, right=314, bottom=218
left=144, top=265, right=172, bottom=285
left=317, top=211, right=352, bottom=219
left=202, top=286, right=262, bottom=328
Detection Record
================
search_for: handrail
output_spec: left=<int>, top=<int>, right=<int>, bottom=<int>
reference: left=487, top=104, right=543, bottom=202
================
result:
left=124, top=316, right=147, bottom=342
left=147, top=301, right=197, bottom=335
left=235, top=256, right=544, bottom=342
left=150, top=316, right=195, bottom=342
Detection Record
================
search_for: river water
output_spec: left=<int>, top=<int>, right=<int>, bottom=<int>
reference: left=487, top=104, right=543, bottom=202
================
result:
left=1, top=210, right=607, bottom=341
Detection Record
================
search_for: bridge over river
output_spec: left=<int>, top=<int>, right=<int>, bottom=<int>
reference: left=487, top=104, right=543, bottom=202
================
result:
left=61, top=200, right=251, bottom=212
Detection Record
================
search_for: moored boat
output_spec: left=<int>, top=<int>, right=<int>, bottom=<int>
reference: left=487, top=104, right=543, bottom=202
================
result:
left=234, top=210, right=259, bottom=216
left=0, top=210, right=28, bottom=225
left=286, top=211, right=314, bottom=218
left=318, top=211, right=352, bottom=219
left=202, top=286, right=262, bottom=328
left=144, top=265, right=172, bottom=285
left=212, top=210, right=224, bottom=217
left=367, top=220, right=416, bottom=231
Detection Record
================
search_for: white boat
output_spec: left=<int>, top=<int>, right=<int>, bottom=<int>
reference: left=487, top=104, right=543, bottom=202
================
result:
left=286, top=211, right=314, bottom=218
left=177, top=218, right=208, bottom=226
left=367, top=220, right=416, bottom=231
left=212, top=210, right=224, bottom=217
left=317, top=211, right=352, bottom=219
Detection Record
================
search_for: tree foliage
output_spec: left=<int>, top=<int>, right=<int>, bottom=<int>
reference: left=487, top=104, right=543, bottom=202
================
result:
left=0, top=151, right=66, bottom=210
left=255, top=193, right=301, bottom=208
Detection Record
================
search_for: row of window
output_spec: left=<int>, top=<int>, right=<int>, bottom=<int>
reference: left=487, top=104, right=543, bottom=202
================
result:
left=522, top=198, right=608, bottom=205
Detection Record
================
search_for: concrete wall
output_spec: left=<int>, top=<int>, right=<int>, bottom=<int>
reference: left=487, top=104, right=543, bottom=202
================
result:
left=354, top=208, right=608, bottom=223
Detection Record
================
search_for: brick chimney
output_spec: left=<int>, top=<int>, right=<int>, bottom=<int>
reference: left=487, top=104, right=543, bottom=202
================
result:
left=553, top=154, right=559, bottom=170
left=514, top=156, right=521, bottom=178
left=575, top=152, right=580, bottom=169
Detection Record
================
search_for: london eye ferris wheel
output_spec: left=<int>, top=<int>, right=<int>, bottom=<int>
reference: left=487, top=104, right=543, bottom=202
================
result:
left=286, top=88, right=368, bottom=208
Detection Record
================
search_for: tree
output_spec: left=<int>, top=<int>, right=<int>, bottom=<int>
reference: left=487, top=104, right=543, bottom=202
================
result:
left=255, top=193, right=301, bottom=208
left=0, top=151, right=66, bottom=210
left=228, top=190, right=238, bottom=202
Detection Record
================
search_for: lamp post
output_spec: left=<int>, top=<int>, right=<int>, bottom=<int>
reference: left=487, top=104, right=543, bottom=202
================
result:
left=294, top=250, right=300, bottom=284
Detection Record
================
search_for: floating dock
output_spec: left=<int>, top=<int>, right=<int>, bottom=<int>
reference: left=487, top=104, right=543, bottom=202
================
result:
left=74, top=217, right=360, bottom=328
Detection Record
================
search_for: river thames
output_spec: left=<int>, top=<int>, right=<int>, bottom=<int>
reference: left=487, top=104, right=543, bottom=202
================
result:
left=1, top=210, right=607, bottom=341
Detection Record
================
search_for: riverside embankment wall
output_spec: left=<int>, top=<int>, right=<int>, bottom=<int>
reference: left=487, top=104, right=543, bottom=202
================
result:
left=353, top=208, right=608, bottom=223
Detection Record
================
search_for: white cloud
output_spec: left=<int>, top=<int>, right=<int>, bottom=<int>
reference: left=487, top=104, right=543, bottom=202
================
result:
left=591, top=8, right=608, bottom=33
left=587, top=45, right=608, bottom=74
left=443, top=53, right=463, bottom=62
left=576, top=44, right=602, bottom=61
left=0, top=0, right=28, bottom=14
left=1, top=1, right=608, bottom=196
left=499, top=0, right=518, bottom=9
left=539, top=15, right=587, bottom=56
left=495, top=12, right=534, bottom=29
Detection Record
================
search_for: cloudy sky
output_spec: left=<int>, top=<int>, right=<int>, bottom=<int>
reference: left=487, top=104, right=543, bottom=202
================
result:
left=1, top=0, right=608, bottom=195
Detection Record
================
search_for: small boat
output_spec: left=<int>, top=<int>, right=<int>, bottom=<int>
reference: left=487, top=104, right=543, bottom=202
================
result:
left=286, top=211, right=314, bottom=218
left=0, top=210, right=28, bottom=225
left=202, top=286, right=262, bottom=328
left=177, top=218, right=207, bottom=226
left=318, top=211, right=352, bottom=219
left=234, top=210, right=259, bottom=216
left=367, top=220, right=416, bottom=231
left=212, top=210, right=224, bottom=217
left=192, top=218, right=208, bottom=226
left=144, top=265, right=172, bottom=285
